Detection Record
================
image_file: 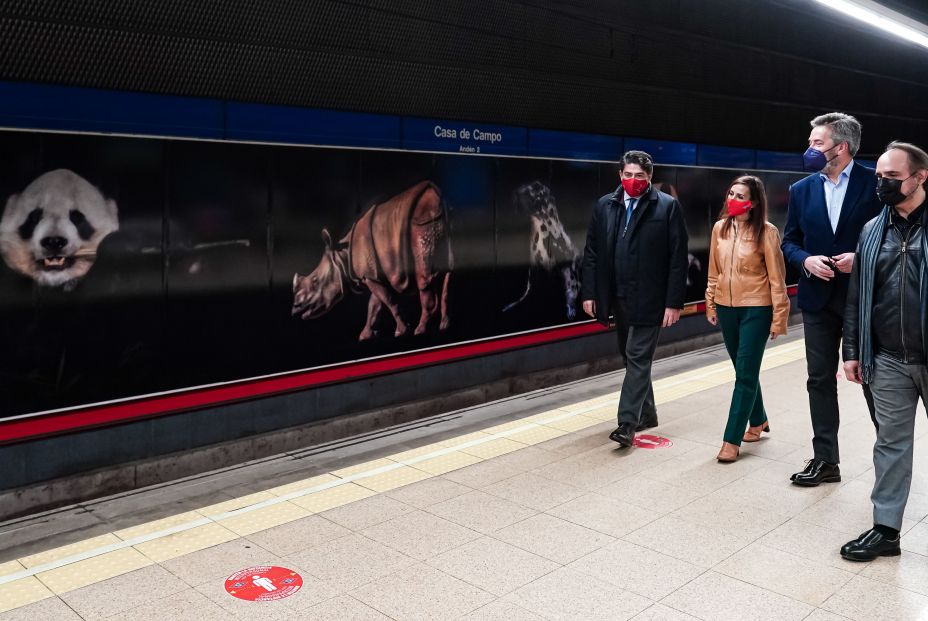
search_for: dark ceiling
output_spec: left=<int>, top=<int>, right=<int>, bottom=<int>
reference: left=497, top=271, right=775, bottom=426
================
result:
left=0, top=0, right=926, bottom=157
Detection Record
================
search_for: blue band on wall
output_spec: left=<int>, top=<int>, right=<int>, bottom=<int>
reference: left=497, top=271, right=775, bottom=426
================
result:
left=527, top=128, right=623, bottom=161
left=0, top=80, right=805, bottom=171
left=622, top=137, right=698, bottom=166
left=226, top=102, right=402, bottom=149
left=698, top=145, right=756, bottom=169
left=0, top=81, right=225, bottom=138
left=755, top=150, right=804, bottom=172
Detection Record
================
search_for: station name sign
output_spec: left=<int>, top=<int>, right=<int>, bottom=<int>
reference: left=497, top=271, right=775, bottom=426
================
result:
left=402, top=118, right=527, bottom=156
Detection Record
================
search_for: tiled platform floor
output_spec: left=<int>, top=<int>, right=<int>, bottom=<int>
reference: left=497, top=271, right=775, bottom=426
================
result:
left=2, top=330, right=927, bottom=620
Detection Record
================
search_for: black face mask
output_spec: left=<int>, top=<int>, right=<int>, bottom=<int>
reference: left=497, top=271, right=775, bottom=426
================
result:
left=876, top=174, right=915, bottom=206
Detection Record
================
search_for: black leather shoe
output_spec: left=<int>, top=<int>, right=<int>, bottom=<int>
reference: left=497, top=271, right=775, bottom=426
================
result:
left=791, top=458, right=841, bottom=487
left=790, top=459, right=815, bottom=481
left=840, top=528, right=901, bottom=562
left=609, top=422, right=636, bottom=447
left=636, top=415, right=658, bottom=432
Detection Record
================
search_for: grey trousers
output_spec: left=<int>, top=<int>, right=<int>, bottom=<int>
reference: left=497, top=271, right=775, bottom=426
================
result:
left=614, top=300, right=661, bottom=425
left=869, top=354, right=926, bottom=530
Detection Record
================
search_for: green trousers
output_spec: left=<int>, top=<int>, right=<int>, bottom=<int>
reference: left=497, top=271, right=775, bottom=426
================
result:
left=716, top=304, right=772, bottom=445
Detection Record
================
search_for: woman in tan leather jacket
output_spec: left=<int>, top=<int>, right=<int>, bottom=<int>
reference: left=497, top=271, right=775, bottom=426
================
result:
left=705, top=175, right=790, bottom=462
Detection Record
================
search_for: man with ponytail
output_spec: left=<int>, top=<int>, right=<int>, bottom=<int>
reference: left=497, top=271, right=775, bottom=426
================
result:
left=841, top=141, right=928, bottom=561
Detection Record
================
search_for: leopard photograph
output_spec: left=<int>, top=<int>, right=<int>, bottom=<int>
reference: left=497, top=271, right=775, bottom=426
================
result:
left=502, top=180, right=581, bottom=320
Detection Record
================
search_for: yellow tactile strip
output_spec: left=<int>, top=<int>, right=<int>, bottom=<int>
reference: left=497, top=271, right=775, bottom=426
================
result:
left=218, top=502, right=312, bottom=536
left=134, top=522, right=238, bottom=563
left=19, top=534, right=122, bottom=569
left=35, top=548, right=152, bottom=594
left=290, top=482, right=375, bottom=512
left=0, top=339, right=805, bottom=613
left=0, top=561, right=52, bottom=614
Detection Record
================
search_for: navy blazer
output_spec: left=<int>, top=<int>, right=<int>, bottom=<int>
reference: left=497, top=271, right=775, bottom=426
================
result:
left=781, top=161, right=882, bottom=312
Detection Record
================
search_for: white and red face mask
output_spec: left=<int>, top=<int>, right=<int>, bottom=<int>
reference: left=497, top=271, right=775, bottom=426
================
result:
left=726, top=198, right=752, bottom=217
left=621, top=177, right=649, bottom=198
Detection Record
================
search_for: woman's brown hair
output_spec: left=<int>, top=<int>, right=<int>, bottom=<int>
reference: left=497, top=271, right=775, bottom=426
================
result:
left=718, top=175, right=768, bottom=247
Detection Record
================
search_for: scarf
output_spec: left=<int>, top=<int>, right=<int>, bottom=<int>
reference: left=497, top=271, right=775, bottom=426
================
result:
left=857, top=205, right=928, bottom=383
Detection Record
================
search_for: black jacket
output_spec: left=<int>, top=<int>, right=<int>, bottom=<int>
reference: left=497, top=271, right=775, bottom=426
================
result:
left=581, top=186, right=688, bottom=326
left=844, top=204, right=927, bottom=364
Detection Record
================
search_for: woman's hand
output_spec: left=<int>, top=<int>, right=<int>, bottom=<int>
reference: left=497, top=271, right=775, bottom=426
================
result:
left=769, top=331, right=778, bottom=340
left=707, top=314, right=718, bottom=326
left=582, top=300, right=596, bottom=318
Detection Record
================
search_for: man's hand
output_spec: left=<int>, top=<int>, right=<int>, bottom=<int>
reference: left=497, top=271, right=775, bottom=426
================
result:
left=831, top=252, right=854, bottom=274
left=844, top=360, right=863, bottom=384
left=662, top=307, right=681, bottom=328
left=706, top=314, right=718, bottom=326
left=769, top=331, right=778, bottom=340
left=582, top=299, right=596, bottom=318
left=804, top=255, right=836, bottom=281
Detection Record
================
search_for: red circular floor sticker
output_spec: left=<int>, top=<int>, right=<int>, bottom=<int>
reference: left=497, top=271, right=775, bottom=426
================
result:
left=633, top=434, right=673, bottom=449
left=225, top=566, right=303, bottom=602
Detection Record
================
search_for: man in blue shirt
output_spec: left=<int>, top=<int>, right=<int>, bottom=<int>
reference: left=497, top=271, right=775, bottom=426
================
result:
left=782, top=112, right=881, bottom=486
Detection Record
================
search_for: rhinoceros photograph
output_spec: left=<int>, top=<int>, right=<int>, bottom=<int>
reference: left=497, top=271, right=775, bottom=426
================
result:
left=292, top=181, right=453, bottom=341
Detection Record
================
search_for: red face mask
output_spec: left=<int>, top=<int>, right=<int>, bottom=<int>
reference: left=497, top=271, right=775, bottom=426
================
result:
left=621, top=177, right=649, bottom=198
left=727, top=198, right=752, bottom=217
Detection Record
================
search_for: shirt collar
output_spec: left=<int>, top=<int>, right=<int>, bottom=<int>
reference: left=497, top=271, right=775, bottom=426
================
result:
left=620, top=185, right=651, bottom=204
left=892, top=199, right=927, bottom=225
left=820, top=159, right=855, bottom=185
left=612, top=185, right=652, bottom=205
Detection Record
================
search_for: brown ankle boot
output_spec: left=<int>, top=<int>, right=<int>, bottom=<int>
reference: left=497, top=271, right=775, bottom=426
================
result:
left=743, top=422, right=770, bottom=443
left=717, top=442, right=740, bottom=463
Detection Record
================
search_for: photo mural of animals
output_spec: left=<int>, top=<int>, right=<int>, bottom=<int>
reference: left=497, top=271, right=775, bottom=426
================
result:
left=292, top=181, right=453, bottom=341
left=0, top=129, right=802, bottom=419
left=0, top=169, right=119, bottom=291
left=503, top=181, right=581, bottom=319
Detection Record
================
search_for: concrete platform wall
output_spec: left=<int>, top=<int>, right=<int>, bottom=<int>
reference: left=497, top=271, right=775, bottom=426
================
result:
left=0, top=312, right=763, bottom=519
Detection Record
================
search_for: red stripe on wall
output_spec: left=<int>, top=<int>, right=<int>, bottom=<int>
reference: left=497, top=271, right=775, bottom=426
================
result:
left=0, top=321, right=608, bottom=444
left=0, top=288, right=800, bottom=444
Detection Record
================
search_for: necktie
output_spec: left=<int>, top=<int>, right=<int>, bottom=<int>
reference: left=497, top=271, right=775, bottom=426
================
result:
left=625, top=198, right=637, bottom=229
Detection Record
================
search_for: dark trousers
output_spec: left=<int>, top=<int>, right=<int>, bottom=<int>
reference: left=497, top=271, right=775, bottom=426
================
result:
left=803, top=297, right=876, bottom=464
left=614, top=299, right=661, bottom=425
left=717, top=305, right=771, bottom=445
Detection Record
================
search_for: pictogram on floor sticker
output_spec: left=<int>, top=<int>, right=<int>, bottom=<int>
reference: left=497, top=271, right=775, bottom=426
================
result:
left=633, top=434, right=673, bottom=449
left=225, top=566, right=303, bottom=601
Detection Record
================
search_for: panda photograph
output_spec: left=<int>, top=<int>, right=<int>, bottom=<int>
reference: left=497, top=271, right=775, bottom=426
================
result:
left=0, top=168, right=119, bottom=291
left=0, top=132, right=164, bottom=417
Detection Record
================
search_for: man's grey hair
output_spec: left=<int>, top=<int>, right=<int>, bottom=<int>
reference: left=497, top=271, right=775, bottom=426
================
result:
left=810, top=112, right=862, bottom=156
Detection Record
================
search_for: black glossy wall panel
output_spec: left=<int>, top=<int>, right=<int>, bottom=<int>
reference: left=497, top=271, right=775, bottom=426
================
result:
left=0, top=128, right=802, bottom=418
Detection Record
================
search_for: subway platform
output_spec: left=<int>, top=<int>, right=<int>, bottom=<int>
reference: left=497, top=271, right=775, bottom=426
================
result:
left=1, top=328, right=927, bottom=621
